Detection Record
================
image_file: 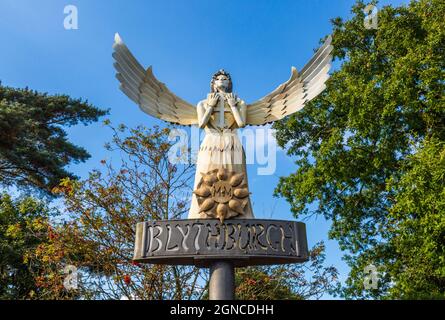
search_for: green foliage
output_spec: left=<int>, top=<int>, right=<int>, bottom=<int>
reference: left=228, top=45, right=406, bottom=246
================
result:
left=385, top=138, right=445, bottom=299
left=273, top=0, right=444, bottom=299
left=0, top=193, right=53, bottom=299
left=0, top=84, right=107, bottom=195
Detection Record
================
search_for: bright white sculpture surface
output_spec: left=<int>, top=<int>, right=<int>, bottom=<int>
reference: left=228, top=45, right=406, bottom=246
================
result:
left=112, top=33, right=333, bottom=221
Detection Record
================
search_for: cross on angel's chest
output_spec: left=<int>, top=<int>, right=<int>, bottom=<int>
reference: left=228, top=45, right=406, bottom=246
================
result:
left=210, top=97, right=236, bottom=130
left=217, top=98, right=227, bottom=128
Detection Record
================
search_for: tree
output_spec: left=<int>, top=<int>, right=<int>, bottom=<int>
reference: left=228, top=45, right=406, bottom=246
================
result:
left=27, top=124, right=338, bottom=300
left=383, top=138, right=444, bottom=299
left=0, top=193, right=54, bottom=299
left=273, top=0, right=444, bottom=299
left=29, top=124, right=205, bottom=299
left=0, top=83, right=107, bottom=195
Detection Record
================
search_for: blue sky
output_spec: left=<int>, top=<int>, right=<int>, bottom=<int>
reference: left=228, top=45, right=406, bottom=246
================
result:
left=0, top=0, right=410, bottom=299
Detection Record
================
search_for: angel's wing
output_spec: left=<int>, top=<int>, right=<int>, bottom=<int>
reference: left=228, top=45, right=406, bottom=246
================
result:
left=246, top=35, right=333, bottom=126
left=112, top=33, right=198, bottom=126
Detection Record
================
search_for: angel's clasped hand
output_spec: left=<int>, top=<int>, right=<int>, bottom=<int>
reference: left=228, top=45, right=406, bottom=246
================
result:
left=207, top=92, right=237, bottom=109
left=225, top=93, right=238, bottom=108
left=207, top=93, right=220, bottom=108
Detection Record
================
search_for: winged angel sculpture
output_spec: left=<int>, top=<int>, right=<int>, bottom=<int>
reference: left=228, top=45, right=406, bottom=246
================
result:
left=112, top=33, right=333, bottom=222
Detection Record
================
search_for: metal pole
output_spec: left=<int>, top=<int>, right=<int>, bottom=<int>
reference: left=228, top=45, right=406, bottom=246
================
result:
left=209, top=261, right=235, bottom=300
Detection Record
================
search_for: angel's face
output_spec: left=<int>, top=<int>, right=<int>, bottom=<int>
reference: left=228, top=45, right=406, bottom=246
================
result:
left=214, top=74, right=230, bottom=92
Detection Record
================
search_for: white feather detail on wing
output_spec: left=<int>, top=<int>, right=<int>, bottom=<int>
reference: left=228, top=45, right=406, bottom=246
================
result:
left=246, top=35, right=333, bottom=126
left=112, top=33, right=198, bottom=126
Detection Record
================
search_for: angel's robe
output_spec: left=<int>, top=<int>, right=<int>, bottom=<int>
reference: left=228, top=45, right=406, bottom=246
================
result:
left=187, top=96, right=255, bottom=219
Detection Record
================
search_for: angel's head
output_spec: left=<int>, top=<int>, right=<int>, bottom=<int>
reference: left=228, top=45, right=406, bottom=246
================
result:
left=210, top=69, right=232, bottom=93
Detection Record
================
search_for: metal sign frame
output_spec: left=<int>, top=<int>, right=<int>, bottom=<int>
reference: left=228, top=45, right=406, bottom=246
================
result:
left=134, top=219, right=308, bottom=268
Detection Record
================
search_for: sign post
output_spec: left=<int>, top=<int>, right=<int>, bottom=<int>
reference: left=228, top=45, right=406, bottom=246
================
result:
left=133, top=219, right=309, bottom=299
left=209, top=261, right=234, bottom=300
